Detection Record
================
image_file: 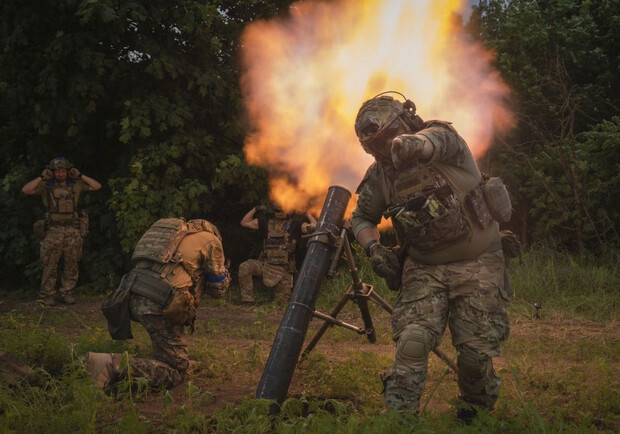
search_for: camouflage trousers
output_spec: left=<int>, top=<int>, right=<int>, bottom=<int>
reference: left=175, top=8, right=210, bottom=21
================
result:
left=384, top=249, right=510, bottom=413
left=107, top=295, right=190, bottom=390
left=238, top=259, right=293, bottom=303
left=39, top=225, right=83, bottom=297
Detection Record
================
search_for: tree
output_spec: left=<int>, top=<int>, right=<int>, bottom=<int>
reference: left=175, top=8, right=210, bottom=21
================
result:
left=470, top=0, right=620, bottom=252
left=0, top=0, right=295, bottom=290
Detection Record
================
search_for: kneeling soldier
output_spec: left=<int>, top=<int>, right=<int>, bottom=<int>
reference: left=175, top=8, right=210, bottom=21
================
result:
left=88, top=218, right=230, bottom=390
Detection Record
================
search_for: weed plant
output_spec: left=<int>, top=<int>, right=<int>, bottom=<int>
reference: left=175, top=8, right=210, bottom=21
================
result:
left=0, top=247, right=618, bottom=432
left=510, top=245, right=620, bottom=321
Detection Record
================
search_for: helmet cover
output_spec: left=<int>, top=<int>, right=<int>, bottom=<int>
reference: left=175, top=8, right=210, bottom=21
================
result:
left=354, top=95, right=410, bottom=160
left=48, top=156, right=73, bottom=170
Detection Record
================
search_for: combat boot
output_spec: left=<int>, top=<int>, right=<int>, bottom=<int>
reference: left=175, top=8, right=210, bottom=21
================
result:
left=60, top=294, right=76, bottom=305
left=456, top=405, right=478, bottom=425
left=41, top=296, right=57, bottom=307
left=84, top=352, right=114, bottom=389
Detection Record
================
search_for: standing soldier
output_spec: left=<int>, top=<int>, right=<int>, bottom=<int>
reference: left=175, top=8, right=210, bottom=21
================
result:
left=21, top=157, right=101, bottom=306
left=238, top=205, right=316, bottom=305
left=89, top=217, right=230, bottom=390
left=351, top=92, right=511, bottom=423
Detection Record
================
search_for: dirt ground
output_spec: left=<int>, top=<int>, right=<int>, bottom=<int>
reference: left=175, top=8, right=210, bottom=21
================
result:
left=1, top=297, right=618, bottom=421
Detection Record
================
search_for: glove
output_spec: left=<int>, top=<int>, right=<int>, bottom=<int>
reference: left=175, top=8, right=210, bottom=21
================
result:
left=40, top=168, right=53, bottom=181
left=391, top=134, right=426, bottom=169
left=366, top=241, right=402, bottom=291
left=68, top=167, right=81, bottom=179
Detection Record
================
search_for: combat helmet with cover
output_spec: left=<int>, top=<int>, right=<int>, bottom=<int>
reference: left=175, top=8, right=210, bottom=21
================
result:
left=354, top=91, right=424, bottom=162
left=48, top=156, right=73, bottom=170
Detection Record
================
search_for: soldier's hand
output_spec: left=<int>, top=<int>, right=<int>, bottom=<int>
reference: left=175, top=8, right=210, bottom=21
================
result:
left=255, top=204, right=267, bottom=212
left=40, top=168, right=53, bottom=181
left=367, top=242, right=401, bottom=291
left=391, top=134, right=426, bottom=169
left=68, top=167, right=81, bottom=179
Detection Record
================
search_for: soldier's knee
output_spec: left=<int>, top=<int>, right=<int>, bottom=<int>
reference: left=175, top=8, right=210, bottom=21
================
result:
left=395, top=326, right=432, bottom=366
left=238, top=261, right=252, bottom=276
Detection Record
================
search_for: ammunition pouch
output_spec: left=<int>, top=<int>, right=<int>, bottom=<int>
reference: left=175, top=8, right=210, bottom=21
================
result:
left=101, top=275, right=134, bottom=340
left=465, top=184, right=494, bottom=229
left=33, top=219, right=47, bottom=239
left=127, top=268, right=196, bottom=327
left=393, top=189, right=470, bottom=252
left=392, top=167, right=470, bottom=253
left=127, top=268, right=175, bottom=307
left=464, top=176, right=512, bottom=228
left=484, top=177, right=512, bottom=224
left=263, top=240, right=290, bottom=265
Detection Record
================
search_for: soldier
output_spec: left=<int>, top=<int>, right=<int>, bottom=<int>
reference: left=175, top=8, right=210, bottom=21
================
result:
left=21, top=156, right=101, bottom=306
left=87, top=217, right=230, bottom=390
left=238, top=205, right=316, bottom=305
left=351, top=92, right=511, bottom=422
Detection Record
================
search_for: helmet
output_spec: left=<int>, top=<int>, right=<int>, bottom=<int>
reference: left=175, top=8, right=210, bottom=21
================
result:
left=354, top=92, right=421, bottom=161
left=48, top=156, right=73, bottom=170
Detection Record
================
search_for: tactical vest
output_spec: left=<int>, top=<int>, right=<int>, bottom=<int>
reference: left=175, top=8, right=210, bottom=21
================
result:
left=131, top=218, right=217, bottom=282
left=44, top=182, right=78, bottom=219
left=391, top=164, right=471, bottom=252
left=263, top=218, right=296, bottom=266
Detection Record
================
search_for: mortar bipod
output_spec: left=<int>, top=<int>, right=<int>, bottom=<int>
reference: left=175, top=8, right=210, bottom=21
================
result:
left=299, top=222, right=393, bottom=361
left=299, top=222, right=458, bottom=374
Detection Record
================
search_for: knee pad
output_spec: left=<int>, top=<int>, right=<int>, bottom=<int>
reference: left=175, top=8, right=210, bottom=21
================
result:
left=395, top=326, right=431, bottom=366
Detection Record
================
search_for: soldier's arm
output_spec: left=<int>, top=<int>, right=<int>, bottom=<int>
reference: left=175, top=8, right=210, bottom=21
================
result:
left=418, top=124, right=467, bottom=165
left=351, top=165, right=387, bottom=251
left=21, top=177, right=44, bottom=195
left=301, top=212, right=317, bottom=234
left=80, top=174, right=102, bottom=191
left=203, top=238, right=230, bottom=297
left=240, top=207, right=260, bottom=230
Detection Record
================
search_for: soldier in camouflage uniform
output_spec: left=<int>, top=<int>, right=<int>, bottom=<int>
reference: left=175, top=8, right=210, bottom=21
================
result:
left=87, top=218, right=230, bottom=391
left=351, top=92, right=510, bottom=422
left=238, top=206, right=316, bottom=305
left=21, top=157, right=101, bottom=306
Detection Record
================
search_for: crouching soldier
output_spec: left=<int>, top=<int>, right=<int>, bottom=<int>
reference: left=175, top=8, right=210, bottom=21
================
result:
left=87, top=218, right=230, bottom=391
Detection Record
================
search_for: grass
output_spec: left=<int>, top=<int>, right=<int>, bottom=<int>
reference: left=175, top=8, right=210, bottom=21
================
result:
left=0, top=246, right=618, bottom=432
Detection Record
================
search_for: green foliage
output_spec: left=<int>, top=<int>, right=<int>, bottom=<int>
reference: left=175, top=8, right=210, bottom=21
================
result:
left=509, top=245, right=620, bottom=321
left=471, top=0, right=620, bottom=251
left=0, top=312, right=71, bottom=374
left=1, top=0, right=292, bottom=289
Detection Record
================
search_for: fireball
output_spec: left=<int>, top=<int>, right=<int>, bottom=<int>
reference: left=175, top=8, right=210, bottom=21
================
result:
left=240, top=0, right=512, bottom=218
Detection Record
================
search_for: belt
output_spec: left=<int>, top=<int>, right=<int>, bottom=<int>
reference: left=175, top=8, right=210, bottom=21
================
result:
left=47, top=219, right=79, bottom=227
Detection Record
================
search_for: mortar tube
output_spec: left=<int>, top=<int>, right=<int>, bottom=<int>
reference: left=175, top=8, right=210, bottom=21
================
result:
left=255, top=185, right=351, bottom=405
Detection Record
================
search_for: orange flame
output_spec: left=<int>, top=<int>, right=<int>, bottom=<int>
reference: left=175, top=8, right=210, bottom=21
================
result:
left=241, top=0, right=513, bottom=217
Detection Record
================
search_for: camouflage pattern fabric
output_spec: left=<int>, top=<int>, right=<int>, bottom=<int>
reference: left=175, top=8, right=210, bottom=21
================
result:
left=39, top=225, right=82, bottom=297
left=384, top=249, right=509, bottom=412
left=107, top=294, right=190, bottom=389
left=238, top=258, right=293, bottom=303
